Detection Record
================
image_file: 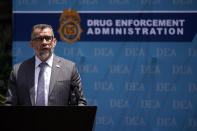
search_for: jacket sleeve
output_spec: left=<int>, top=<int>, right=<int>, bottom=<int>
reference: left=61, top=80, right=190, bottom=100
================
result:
left=69, top=64, right=87, bottom=106
left=4, top=66, right=18, bottom=106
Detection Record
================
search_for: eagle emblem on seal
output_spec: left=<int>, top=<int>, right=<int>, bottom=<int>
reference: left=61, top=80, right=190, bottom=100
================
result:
left=58, top=8, right=83, bottom=44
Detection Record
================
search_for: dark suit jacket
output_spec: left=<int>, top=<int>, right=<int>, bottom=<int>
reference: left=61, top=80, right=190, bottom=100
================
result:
left=5, top=55, right=87, bottom=106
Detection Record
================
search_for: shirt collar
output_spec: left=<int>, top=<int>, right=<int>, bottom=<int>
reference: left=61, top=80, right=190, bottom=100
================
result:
left=35, top=54, right=53, bottom=68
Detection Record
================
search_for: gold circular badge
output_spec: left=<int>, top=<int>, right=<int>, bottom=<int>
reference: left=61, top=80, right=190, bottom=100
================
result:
left=58, top=9, right=82, bottom=44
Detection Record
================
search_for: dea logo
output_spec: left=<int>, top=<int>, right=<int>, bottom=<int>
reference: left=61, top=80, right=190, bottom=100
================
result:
left=58, top=8, right=82, bottom=44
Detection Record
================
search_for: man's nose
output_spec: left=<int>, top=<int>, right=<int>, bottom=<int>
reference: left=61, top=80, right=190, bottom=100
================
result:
left=41, top=39, right=48, bottom=44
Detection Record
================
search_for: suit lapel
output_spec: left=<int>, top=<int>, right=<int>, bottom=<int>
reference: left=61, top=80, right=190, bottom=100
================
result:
left=49, top=55, right=61, bottom=96
left=28, top=57, right=36, bottom=106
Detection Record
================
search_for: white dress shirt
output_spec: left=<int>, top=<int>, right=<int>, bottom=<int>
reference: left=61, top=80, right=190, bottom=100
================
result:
left=34, top=54, right=53, bottom=106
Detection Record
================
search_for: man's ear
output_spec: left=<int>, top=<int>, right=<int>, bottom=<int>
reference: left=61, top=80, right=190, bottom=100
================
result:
left=30, top=41, right=34, bottom=48
left=52, top=38, right=57, bottom=47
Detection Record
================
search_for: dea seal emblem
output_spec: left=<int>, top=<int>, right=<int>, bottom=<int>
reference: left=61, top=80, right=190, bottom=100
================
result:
left=58, top=8, right=82, bottom=44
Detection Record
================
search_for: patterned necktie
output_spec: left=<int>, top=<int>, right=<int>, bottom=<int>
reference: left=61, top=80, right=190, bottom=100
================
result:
left=36, top=62, right=47, bottom=106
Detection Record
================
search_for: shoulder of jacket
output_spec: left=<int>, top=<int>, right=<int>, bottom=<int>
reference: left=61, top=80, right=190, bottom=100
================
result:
left=55, top=55, right=75, bottom=65
left=13, top=57, right=34, bottom=70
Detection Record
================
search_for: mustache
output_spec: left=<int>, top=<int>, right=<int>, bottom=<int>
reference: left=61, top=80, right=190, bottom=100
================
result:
left=40, top=45, right=54, bottom=50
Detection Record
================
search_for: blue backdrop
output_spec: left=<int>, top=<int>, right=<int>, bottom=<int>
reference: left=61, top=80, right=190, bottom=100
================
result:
left=13, top=0, right=197, bottom=131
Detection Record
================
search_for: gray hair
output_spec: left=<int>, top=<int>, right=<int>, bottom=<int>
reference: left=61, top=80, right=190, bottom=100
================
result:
left=31, top=24, right=54, bottom=40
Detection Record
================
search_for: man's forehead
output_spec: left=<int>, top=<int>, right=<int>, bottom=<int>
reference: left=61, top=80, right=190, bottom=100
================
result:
left=34, top=27, right=52, bottom=33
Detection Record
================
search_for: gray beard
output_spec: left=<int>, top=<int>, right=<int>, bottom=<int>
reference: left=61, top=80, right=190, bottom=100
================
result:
left=34, top=47, right=54, bottom=60
left=38, top=51, right=51, bottom=59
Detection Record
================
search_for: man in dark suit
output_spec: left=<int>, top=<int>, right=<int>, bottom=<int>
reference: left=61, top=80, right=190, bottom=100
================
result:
left=5, top=24, right=87, bottom=106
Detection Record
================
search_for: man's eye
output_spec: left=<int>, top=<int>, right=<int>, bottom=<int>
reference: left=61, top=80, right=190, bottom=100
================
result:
left=33, top=36, right=53, bottom=42
left=45, top=36, right=50, bottom=40
left=38, top=37, right=44, bottom=41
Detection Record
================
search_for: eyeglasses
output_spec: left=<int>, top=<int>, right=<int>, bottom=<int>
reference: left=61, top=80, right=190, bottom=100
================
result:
left=32, top=36, right=53, bottom=42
